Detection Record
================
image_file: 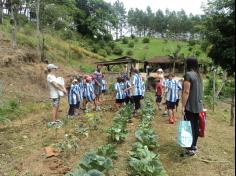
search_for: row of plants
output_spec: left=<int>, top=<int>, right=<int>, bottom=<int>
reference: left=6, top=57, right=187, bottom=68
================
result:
left=128, top=95, right=167, bottom=176
left=65, top=104, right=133, bottom=175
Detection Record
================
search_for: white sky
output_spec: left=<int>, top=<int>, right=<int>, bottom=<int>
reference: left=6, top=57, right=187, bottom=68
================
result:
left=104, top=0, right=207, bottom=15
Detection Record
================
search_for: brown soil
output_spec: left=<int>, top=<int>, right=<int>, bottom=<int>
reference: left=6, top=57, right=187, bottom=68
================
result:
left=0, top=32, right=234, bottom=176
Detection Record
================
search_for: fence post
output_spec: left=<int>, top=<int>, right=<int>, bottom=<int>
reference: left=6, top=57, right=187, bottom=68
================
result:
left=213, top=68, right=216, bottom=112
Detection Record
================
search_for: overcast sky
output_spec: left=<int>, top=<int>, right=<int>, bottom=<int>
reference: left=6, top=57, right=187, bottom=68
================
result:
left=104, top=0, right=207, bottom=15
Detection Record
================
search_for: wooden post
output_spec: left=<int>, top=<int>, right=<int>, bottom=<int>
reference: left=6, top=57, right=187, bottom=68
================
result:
left=213, top=68, right=216, bottom=112
left=230, top=91, right=235, bottom=126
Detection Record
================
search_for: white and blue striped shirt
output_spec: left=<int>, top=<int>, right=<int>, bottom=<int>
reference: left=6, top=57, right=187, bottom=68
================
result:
left=141, top=80, right=145, bottom=96
left=68, top=84, right=79, bottom=105
left=101, top=79, right=107, bottom=91
left=124, top=80, right=131, bottom=97
left=131, top=73, right=143, bottom=96
left=84, top=82, right=95, bottom=101
left=166, top=79, right=182, bottom=102
left=114, top=82, right=125, bottom=99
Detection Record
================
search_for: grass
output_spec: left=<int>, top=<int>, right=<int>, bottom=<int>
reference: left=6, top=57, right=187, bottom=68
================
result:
left=108, top=37, right=211, bottom=64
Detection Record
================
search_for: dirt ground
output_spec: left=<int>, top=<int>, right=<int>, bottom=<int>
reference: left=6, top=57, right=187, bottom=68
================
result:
left=0, top=33, right=234, bottom=176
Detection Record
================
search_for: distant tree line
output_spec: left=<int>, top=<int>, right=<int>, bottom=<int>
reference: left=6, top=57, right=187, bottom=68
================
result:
left=0, top=0, right=205, bottom=41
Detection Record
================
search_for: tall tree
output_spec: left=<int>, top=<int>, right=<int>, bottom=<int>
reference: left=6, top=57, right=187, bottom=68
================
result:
left=113, top=0, right=126, bottom=39
left=0, top=0, right=4, bottom=24
left=202, top=0, right=235, bottom=125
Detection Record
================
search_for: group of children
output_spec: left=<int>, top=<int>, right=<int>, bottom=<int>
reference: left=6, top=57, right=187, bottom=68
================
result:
left=66, top=74, right=107, bottom=117
left=114, top=75, right=145, bottom=109
left=155, top=73, right=183, bottom=124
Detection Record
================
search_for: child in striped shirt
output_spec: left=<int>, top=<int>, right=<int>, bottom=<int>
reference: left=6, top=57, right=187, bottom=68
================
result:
left=83, top=76, right=97, bottom=111
left=166, top=73, right=182, bottom=124
left=101, top=74, right=107, bottom=101
left=67, top=78, right=79, bottom=117
left=114, top=77, right=125, bottom=109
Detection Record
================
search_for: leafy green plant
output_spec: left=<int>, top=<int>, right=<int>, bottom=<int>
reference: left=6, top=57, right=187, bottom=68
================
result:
left=55, top=134, right=79, bottom=155
left=126, top=50, right=133, bottom=56
left=106, top=124, right=128, bottom=143
left=128, top=146, right=165, bottom=176
left=75, top=126, right=89, bottom=137
left=97, top=144, right=118, bottom=160
left=79, top=152, right=113, bottom=173
left=135, top=128, right=158, bottom=150
left=113, top=46, right=123, bottom=55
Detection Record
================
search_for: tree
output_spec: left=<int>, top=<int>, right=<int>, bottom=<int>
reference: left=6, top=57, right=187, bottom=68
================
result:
left=113, top=0, right=126, bottom=39
left=202, top=0, right=235, bottom=125
left=0, top=0, right=4, bottom=24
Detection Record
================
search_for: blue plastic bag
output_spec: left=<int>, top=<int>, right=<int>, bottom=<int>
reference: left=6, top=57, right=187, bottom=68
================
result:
left=177, top=120, right=193, bottom=147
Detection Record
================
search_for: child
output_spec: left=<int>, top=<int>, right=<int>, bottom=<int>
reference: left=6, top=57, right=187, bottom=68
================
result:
left=162, top=74, right=169, bottom=116
left=155, top=79, right=162, bottom=110
left=114, top=77, right=125, bottom=109
left=141, top=77, right=145, bottom=99
left=101, top=74, right=107, bottom=101
left=175, top=79, right=183, bottom=112
left=67, top=78, right=79, bottom=118
left=83, top=76, right=97, bottom=111
left=124, top=76, right=133, bottom=104
left=74, top=76, right=84, bottom=115
left=166, top=73, right=182, bottom=124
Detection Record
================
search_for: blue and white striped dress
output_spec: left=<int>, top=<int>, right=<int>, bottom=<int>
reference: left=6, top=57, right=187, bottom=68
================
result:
left=68, top=84, right=78, bottom=105
left=84, top=82, right=95, bottom=102
left=114, top=82, right=125, bottom=100
left=131, top=73, right=143, bottom=96
left=166, top=80, right=182, bottom=102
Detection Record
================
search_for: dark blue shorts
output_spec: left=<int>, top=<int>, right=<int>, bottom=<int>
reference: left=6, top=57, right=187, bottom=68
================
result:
left=167, top=101, right=176, bottom=109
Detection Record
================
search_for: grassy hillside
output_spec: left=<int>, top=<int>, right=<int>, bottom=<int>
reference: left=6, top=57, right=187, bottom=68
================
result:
left=0, top=18, right=105, bottom=73
left=108, top=37, right=212, bottom=64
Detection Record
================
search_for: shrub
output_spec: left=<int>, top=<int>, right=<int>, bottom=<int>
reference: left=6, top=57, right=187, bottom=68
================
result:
left=126, top=50, right=133, bottom=56
left=98, top=49, right=107, bottom=57
left=128, top=42, right=134, bottom=48
left=188, top=40, right=196, bottom=46
left=131, top=34, right=136, bottom=39
left=142, top=37, right=150, bottom=43
left=113, top=46, right=123, bottom=55
left=104, top=46, right=112, bottom=55
left=98, top=40, right=106, bottom=49
left=134, top=38, right=139, bottom=43
left=122, top=37, right=129, bottom=44
left=91, top=44, right=101, bottom=53
left=108, top=41, right=116, bottom=49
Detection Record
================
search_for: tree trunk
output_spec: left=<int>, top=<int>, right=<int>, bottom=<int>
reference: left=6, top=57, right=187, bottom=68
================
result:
left=0, top=0, right=3, bottom=24
left=230, top=91, right=235, bottom=126
left=36, top=0, right=42, bottom=60
left=11, top=3, right=16, bottom=49
left=115, top=27, right=118, bottom=40
left=172, top=61, right=176, bottom=73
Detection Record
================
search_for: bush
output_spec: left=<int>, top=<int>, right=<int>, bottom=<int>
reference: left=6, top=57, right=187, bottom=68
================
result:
left=142, top=37, right=150, bottom=43
left=134, top=38, right=139, bottom=43
left=188, top=40, right=196, bottom=46
left=98, top=40, right=106, bottom=49
left=91, top=44, right=101, bottom=53
left=131, top=34, right=136, bottom=39
left=128, top=42, right=134, bottom=48
left=126, top=50, right=133, bottom=56
left=122, top=37, right=129, bottom=44
left=104, top=46, right=112, bottom=55
left=108, top=41, right=116, bottom=49
left=98, top=49, right=107, bottom=57
left=113, top=46, right=123, bottom=55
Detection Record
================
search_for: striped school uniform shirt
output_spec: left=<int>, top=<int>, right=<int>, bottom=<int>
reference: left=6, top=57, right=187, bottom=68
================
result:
left=131, top=73, right=143, bottom=96
left=101, top=79, right=107, bottom=91
left=166, top=80, right=182, bottom=102
left=163, top=79, right=169, bottom=93
left=114, top=82, right=125, bottom=99
left=68, top=84, right=78, bottom=105
left=74, top=83, right=83, bottom=101
left=124, top=80, right=131, bottom=97
left=141, top=80, right=145, bottom=96
left=84, top=82, right=95, bottom=101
